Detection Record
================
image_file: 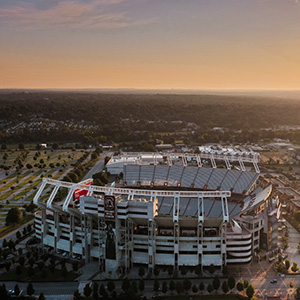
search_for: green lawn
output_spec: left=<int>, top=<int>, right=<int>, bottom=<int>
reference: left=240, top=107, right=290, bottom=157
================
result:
left=0, top=215, right=34, bottom=239
left=0, top=171, right=32, bottom=192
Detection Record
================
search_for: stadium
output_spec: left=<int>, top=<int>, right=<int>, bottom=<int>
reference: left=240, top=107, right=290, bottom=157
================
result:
left=34, top=148, right=277, bottom=273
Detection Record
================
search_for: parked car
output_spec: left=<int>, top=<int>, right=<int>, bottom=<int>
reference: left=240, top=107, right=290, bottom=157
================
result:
left=270, top=279, right=277, bottom=283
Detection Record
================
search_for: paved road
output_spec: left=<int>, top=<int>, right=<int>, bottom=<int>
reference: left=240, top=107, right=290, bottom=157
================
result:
left=83, top=152, right=113, bottom=180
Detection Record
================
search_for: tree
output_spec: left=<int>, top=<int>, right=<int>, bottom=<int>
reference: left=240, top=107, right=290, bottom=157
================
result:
left=1, top=144, right=7, bottom=151
left=27, top=283, right=35, bottom=296
left=167, top=265, right=174, bottom=276
left=192, top=284, right=198, bottom=293
left=72, top=261, right=79, bottom=272
left=285, top=259, right=291, bottom=270
left=111, top=291, right=118, bottom=300
left=295, top=210, right=300, bottom=222
left=169, top=280, right=175, bottom=294
left=5, top=261, right=11, bottom=272
left=139, top=279, right=145, bottom=292
left=236, top=280, right=244, bottom=292
left=195, top=265, right=201, bottom=276
left=15, top=265, right=22, bottom=275
left=175, top=281, right=184, bottom=294
left=278, top=253, right=283, bottom=263
left=28, top=257, right=35, bottom=267
left=73, top=290, right=81, bottom=300
left=277, top=263, right=285, bottom=273
left=207, top=283, right=213, bottom=293
left=122, top=278, right=130, bottom=292
left=183, top=278, right=192, bottom=293
left=8, top=240, right=15, bottom=251
left=99, top=284, right=106, bottom=296
left=83, top=283, right=92, bottom=297
left=18, top=247, right=23, bottom=256
left=162, top=281, right=168, bottom=294
left=26, top=163, right=33, bottom=169
left=213, top=276, right=221, bottom=291
left=18, top=256, right=25, bottom=267
left=18, top=143, right=25, bottom=150
left=243, top=279, right=249, bottom=289
left=180, top=265, right=188, bottom=276
left=61, top=265, right=68, bottom=278
left=153, top=278, right=159, bottom=293
left=5, top=207, right=21, bottom=225
left=208, top=264, right=215, bottom=274
left=223, top=265, right=229, bottom=276
left=92, top=282, right=99, bottom=300
left=0, top=284, right=8, bottom=299
left=291, top=262, right=299, bottom=272
left=222, top=280, right=229, bottom=293
left=131, top=280, right=138, bottom=294
left=228, top=276, right=236, bottom=289
left=52, top=143, right=59, bottom=150
left=246, top=284, right=255, bottom=299
left=107, top=280, right=115, bottom=292
left=16, top=231, right=21, bottom=240
left=38, top=293, right=45, bottom=300
left=199, top=281, right=205, bottom=291
left=138, top=266, right=145, bottom=278
left=14, top=284, right=20, bottom=296
left=153, top=265, right=160, bottom=277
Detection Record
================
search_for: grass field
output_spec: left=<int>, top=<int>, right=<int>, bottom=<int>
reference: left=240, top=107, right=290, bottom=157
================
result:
left=0, top=147, right=94, bottom=238
left=0, top=215, right=34, bottom=239
left=0, top=149, right=84, bottom=169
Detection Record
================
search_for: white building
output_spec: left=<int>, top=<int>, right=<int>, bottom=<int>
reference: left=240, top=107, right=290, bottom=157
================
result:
left=34, top=153, right=276, bottom=273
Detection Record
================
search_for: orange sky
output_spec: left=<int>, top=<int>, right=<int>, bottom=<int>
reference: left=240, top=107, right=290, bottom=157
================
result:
left=1, top=0, right=300, bottom=90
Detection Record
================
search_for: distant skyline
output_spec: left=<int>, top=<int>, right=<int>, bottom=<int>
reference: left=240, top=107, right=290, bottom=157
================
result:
left=1, top=0, right=300, bottom=90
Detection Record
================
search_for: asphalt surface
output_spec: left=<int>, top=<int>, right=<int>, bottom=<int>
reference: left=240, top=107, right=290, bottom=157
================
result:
left=83, top=151, right=113, bottom=180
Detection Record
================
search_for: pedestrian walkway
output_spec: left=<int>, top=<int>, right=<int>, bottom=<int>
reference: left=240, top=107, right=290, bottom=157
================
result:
left=76, top=261, right=99, bottom=281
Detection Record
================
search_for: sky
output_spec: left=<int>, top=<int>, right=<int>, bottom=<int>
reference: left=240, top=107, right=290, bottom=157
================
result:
left=1, top=0, right=300, bottom=90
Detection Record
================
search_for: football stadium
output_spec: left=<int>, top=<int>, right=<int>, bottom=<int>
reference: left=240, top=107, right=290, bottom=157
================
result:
left=34, top=148, right=278, bottom=272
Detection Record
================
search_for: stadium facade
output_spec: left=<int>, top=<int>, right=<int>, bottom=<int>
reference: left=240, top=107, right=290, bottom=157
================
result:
left=34, top=150, right=278, bottom=272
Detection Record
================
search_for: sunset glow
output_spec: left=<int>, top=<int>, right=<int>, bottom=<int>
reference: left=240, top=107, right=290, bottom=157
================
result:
left=1, top=0, right=300, bottom=90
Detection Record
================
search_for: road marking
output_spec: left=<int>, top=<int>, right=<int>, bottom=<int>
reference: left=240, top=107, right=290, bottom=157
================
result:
left=259, top=261, right=265, bottom=273
left=247, top=267, right=253, bottom=278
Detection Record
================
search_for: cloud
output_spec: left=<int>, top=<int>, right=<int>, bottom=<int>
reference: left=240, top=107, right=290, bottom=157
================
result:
left=0, top=0, right=154, bottom=30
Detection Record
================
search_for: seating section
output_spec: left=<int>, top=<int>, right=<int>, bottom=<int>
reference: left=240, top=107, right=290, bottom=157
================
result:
left=158, top=197, right=174, bottom=215
left=179, top=197, right=190, bottom=216
left=194, top=168, right=213, bottom=189
left=124, top=165, right=140, bottom=186
left=157, top=196, right=242, bottom=218
left=206, top=169, right=227, bottom=190
left=181, top=167, right=199, bottom=187
left=153, top=165, right=170, bottom=186
left=220, top=170, right=242, bottom=191
left=167, top=166, right=184, bottom=186
left=124, top=165, right=259, bottom=194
